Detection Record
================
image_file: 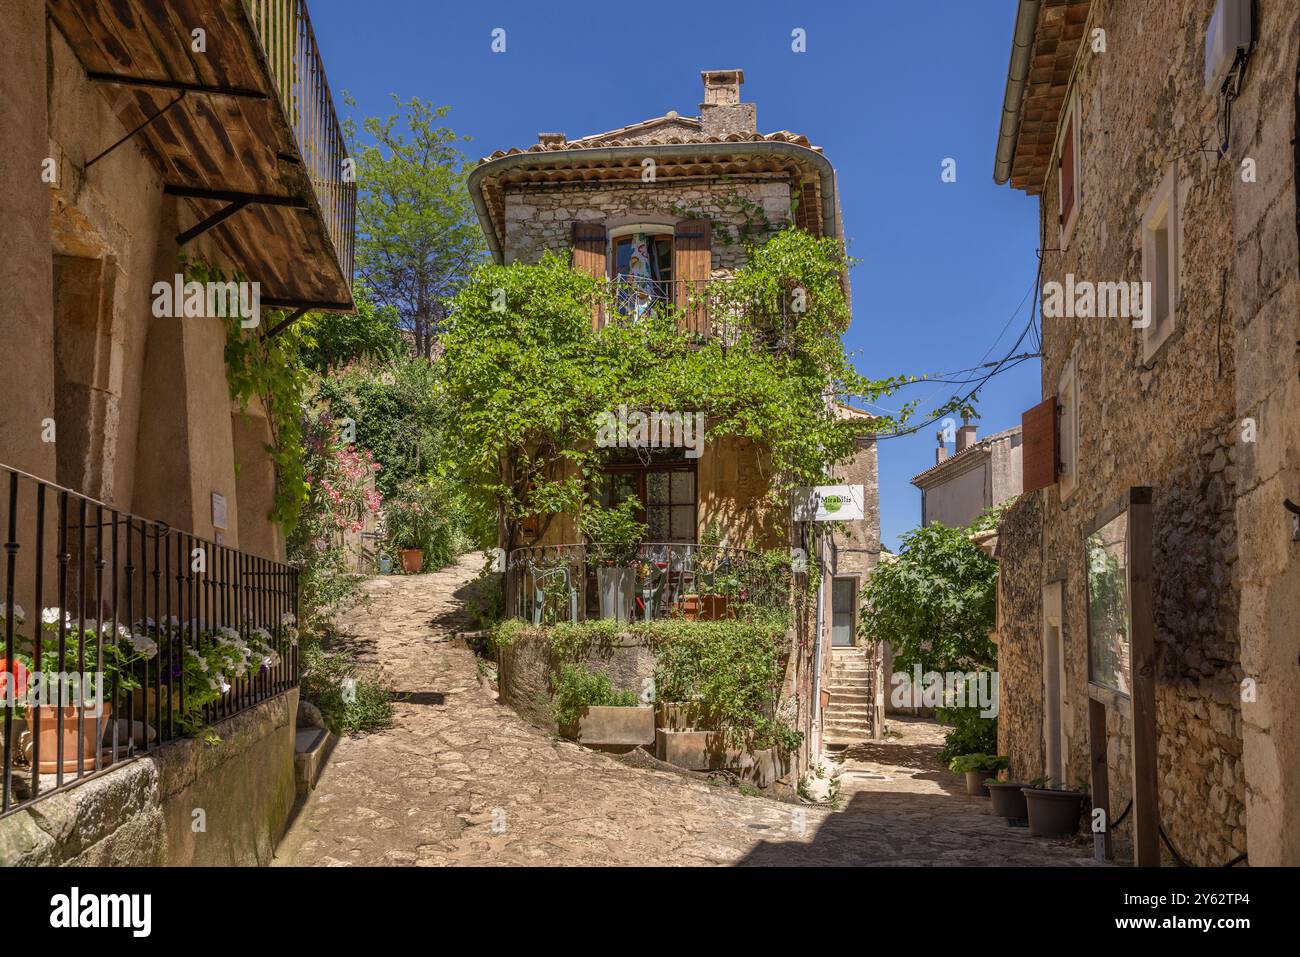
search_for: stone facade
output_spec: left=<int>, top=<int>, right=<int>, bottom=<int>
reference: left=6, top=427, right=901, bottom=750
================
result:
left=992, top=0, right=1299, bottom=865
left=912, top=425, right=1024, bottom=529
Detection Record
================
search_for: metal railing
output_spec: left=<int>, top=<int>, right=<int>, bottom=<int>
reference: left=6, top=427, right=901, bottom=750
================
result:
left=506, top=542, right=789, bottom=625
left=246, top=0, right=356, bottom=282
left=593, top=277, right=797, bottom=347
left=0, top=465, right=299, bottom=817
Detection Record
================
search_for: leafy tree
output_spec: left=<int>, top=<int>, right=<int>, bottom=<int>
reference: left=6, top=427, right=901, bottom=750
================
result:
left=859, top=519, right=998, bottom=674
left=345, top=95, right=485, bottom=358
left=297, top=285, right=405, bottom=373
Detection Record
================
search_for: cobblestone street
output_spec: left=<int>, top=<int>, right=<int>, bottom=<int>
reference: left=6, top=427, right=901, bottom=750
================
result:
left=274, top=557, right=1101, bottom=867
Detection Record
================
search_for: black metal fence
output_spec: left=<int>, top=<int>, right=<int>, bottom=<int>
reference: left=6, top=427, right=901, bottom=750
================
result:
left=0, top=465, right=299, bottom=816
left=507, top=542, right=789, bottom=625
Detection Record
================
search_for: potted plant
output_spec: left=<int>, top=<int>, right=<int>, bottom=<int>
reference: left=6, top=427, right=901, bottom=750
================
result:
left=1021, top=778, right=1089, bottom=838
left=987, top=777, right=1034, bottom=820
left=581, top=499, right=646, bottom=622
left=949, top=752, right=1009, bottom=796
left=383, top=481, right=439, bottom=574
left=16, top=611, right=154, bottom=773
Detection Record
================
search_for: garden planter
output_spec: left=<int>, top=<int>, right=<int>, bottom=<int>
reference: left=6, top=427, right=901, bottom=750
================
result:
left=563, top=705, right=654, bottom=752
left=655, top=728, right=740, bottom=771
left=986, top=781, right=1030, bottom=819
left=596, top=566, right=635, bottom=621
left=1023, top=787, right=1087, bottom=838
left=655, top=701, right=713, bottom=731
left=964, top=770, right=995, bottom=796
left=26, top=703, right=112, bottom=774
left=400, top=548, right=424, bottom=574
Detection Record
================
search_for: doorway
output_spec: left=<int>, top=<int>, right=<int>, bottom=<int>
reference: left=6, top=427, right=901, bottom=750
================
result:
left=831, top=577, right=857, bottom=647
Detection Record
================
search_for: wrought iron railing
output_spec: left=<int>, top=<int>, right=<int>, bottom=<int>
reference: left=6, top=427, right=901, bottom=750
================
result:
left=246, top=0, right=356, bottom=282
left=506, top=542, right=789, bottom=625
left=592, top=277, right=797, bottom=347
left=0, top=465, right=299, bottom=817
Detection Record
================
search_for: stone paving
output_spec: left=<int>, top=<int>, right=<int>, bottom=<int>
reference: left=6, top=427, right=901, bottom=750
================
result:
left=273, top=556, right=1101, bottom=867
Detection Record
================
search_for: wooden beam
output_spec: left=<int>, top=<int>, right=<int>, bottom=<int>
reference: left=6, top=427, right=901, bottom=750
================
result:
left=1127, top=487, right=1160, bottom=867
left=1089, top=697, right=1112, bottom=861
left=263, top=308, right=308, bottom=341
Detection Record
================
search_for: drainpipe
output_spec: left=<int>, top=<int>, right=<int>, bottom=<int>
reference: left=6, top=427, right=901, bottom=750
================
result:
left=810, top=526, right=826, bottom=762
left=993, top=0, right=1043, bottom=185
left=467, top=140, right=841, bottom=264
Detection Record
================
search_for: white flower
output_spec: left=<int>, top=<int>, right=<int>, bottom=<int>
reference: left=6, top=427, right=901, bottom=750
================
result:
left=281, top=613, right=297, bottom=627
left=128, top=631, right=158, bottom=659
left=0, top=602, right=25, bottom=623
left=41, top=607, right=71, bottom=627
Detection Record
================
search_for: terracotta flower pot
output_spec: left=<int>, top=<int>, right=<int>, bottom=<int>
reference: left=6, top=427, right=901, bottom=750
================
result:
left=987, top=781, right=1030, bottom=819
left=1023, top=787, right=1087, bottom=838
left=400, top=548, right=424, bottom=574
left=25, top=702, right=112, bottom=774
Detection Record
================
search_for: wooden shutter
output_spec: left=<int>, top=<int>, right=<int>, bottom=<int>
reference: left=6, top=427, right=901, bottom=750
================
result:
left=1022, top=395, right=1059, bottom=493
left=1059, top=113, right=1075, bottom=228
left=673, top=219, right=712, bottom=334
left=572, top=222, right=607, bottom=330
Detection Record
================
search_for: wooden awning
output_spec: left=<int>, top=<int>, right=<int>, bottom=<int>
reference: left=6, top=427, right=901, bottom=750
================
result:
left=48, top=0, right=354, bottom=311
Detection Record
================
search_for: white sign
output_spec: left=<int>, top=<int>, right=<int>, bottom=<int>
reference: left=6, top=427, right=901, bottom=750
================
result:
left=211, top=491, right=228, bottom=531
left=792, top=485, right=864, bottom=522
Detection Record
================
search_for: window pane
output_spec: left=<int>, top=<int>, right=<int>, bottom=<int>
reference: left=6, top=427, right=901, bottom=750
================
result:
left=670, top=470, right=694, bottom=504
left=670, top=505, right=694, bottom=541
left=647, top=506, right=670, bottom=540
left=604, top=473, right=637, bottom=508
left=647, top=471, right=669, bottom=505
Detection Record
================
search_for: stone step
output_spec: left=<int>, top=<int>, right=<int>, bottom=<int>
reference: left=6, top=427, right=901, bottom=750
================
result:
left=826, top=689, right=871, bottom=700
left=826, top=706, right=874, bottom=719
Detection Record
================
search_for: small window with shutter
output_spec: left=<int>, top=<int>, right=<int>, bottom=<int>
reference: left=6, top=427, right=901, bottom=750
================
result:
left=1057, top=92, right=1081, bottom=249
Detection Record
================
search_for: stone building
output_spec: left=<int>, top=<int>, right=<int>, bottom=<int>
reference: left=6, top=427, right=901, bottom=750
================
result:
left=473, top=70, right=882, bottom=770
left=910, top=421, right=1023, bottom=529
left=990, top=0, right=1298, bottom=865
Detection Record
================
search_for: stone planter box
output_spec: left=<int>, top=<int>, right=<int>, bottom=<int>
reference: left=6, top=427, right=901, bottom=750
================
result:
left=565, top=705, right=654, bottom=752
left=655, top=701, right=713, bottom=731
left=655, top=727, right=736, bottom=770
left=653, top=728, right=791, bottom=787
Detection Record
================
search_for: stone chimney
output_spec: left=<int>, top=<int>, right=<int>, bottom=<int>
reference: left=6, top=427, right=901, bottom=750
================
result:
left=700, top=69, right=756, bottom=136
left=935, top=432, right=948, bottom=465
left=956, top=416, right=978, bottom=454
left=537, top=132, right=567, bottom=147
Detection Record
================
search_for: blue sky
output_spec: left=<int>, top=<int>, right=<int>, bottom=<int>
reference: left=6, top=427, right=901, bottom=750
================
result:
left=309, top=0, right=1044, bottom=550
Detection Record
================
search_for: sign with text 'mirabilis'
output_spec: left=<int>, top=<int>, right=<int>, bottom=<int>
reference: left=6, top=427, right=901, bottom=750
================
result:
left=791, top=485, right=865, bottom=522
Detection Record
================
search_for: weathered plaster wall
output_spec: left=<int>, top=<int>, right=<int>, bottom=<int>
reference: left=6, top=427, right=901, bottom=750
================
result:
left=995, top=491, right=1044, bottom=779
left=0, top=689, right=297, bottom=866
left=502, top=179, right=793, bottom=269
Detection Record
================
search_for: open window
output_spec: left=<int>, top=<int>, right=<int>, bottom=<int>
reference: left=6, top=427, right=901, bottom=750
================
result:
left=601, top=450, right=697, bottom=544
left=609, top=228, right=674, bottom=319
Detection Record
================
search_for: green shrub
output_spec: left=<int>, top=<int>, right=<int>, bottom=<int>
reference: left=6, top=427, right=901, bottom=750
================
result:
left=937, top=707, right=998, bottom=764
left=300, top=644, right=394, bottom=735
left=550, top=663, right=639, bottom=727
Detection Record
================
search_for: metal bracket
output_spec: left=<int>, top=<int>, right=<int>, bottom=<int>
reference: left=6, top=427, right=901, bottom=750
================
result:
left=164, top=186, right=310, bottom=246
left=86, top=72, right=268, bottom=100
left=85, top=91, right=186, bottom=169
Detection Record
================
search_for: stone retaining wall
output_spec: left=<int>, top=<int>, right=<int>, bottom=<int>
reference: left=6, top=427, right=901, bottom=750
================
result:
left=0, top=689, right=297, bottom=866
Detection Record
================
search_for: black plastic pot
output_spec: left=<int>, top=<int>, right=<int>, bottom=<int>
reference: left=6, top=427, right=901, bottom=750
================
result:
left=987, top=781, right=1030, bottom=818
left=1022, top=787, right=1087, bottom=837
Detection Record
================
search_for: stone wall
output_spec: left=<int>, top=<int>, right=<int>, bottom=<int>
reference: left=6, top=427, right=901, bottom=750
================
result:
left=990, top=0, right=1300, bottom=865
left=502, top=179, right=793, bottom=270
left=994, top=490, right=1044, bottom=780
left=0, top=689, right=298, bottom=866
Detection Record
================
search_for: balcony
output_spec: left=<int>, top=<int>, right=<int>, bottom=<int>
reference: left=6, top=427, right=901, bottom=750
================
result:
left=48, top=0, right=355, bottom=310
left=592, top=277, right=796, bottom=347
left=506, top=542, right=790, bottom=625
left=0, top=464, right=299, bottom=816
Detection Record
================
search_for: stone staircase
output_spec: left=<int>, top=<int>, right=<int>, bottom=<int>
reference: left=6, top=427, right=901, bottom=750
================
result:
left=823, top=647, right=875, bottom=741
